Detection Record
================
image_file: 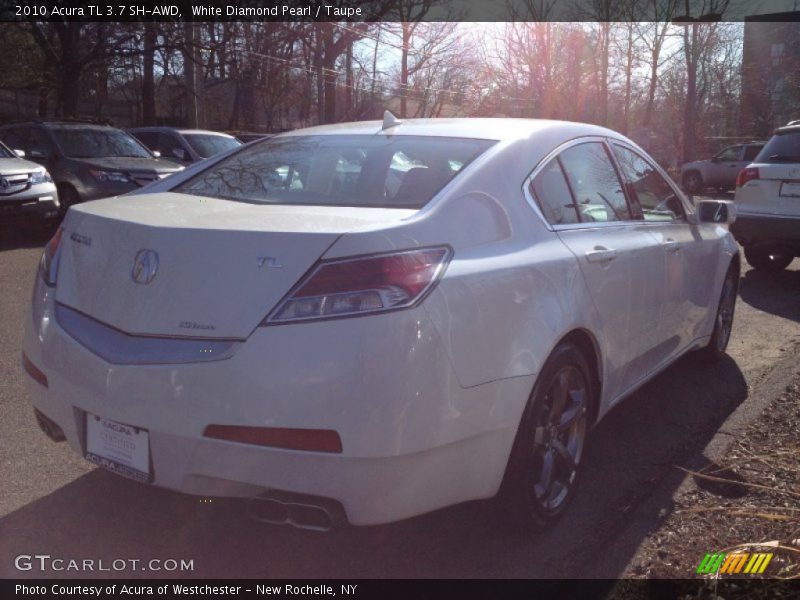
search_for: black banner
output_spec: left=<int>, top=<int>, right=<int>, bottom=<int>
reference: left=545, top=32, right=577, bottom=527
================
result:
left=1, top=0, right=799, bottom=23
left=4, top=579, right=800, bottom=600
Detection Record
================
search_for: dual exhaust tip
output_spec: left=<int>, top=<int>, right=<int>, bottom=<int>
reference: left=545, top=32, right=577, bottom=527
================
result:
left=247, top=491, right=346, bottom=532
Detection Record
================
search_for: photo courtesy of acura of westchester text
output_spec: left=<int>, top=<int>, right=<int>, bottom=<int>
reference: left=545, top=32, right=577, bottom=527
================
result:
left=1, top=0, right=800, bottom=593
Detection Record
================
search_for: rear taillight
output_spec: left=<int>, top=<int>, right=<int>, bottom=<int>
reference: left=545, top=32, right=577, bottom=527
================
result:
left=736, top=167, right=759, bottom=187
left=38, top=227, right=63, bottom=287
left=265, top=246, right=452, bottom=324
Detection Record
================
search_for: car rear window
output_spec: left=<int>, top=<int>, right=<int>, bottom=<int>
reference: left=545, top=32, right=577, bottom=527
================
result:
left=174, top=135, right=495, bottom=209
left=183, top=134, right=241, bottom=158
left=755, top=131, right=800, bottom=164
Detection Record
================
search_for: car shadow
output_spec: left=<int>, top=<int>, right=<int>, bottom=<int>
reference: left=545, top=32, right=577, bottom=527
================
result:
left=738, top=263, right=800, bottom=323
left=0, top=353, right=747, bottom=579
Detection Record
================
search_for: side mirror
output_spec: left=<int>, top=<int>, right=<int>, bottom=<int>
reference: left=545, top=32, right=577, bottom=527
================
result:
left=151, top=150, right=161, bottom=158
left=697, top=200, right=736, bottom=225
left=13, top=148, right=25, bottom=158
left=710, top=156, right=721, bottom=163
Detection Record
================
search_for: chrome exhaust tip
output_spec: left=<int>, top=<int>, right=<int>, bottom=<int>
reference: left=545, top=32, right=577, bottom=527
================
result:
left=247, top=491, right=345, bottom=532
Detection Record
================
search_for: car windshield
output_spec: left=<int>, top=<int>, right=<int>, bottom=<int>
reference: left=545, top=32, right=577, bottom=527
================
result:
left=183, top=134, right=241, bottom=158
left=175, top=135, right=495, bottom=209
left=0, top=141, right=13, bottom=158
left=756, top=131, right=800, bottom=163
left=52, top=128, right=152, bottom=159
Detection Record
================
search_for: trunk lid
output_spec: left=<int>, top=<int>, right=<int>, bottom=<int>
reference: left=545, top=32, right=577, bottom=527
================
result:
left=57, top=192, right=415, bottom=338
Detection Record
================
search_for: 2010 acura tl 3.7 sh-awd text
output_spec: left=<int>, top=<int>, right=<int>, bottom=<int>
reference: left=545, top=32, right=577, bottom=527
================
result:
left=22, top=116, right=739, bottom=531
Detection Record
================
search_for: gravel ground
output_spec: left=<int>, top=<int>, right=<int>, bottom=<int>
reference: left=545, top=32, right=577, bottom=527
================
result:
left=625, top=375, right=800, bottom=580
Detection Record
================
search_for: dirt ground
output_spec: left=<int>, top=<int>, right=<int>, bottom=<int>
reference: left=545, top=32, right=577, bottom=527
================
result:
left=625, top=374, right=800, bottom=580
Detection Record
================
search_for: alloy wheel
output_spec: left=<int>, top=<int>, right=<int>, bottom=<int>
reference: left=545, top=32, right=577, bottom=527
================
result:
left=530, top=365, right=588, bottom=511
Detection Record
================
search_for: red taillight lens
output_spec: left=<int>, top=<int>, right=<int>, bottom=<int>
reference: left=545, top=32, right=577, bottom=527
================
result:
left=736, top=167, right=759, bottom=187
left=204, top=425, right=342, bottom=453
left=22, top=352, right=48, bottom=387
left=266, top=246, right=451, bottom=324
left=38, top=227, right=63, bottom=287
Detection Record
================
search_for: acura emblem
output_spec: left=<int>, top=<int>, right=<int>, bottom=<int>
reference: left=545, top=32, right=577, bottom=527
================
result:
left=131, top=249, right=159, bottom=285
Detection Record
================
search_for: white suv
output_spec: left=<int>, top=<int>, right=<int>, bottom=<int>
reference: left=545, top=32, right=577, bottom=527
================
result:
left=732, top=122, right=800, bottom=271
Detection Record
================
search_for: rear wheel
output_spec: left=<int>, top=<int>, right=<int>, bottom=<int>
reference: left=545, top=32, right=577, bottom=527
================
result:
left=683, top=171, right=703, bottom=194
left=700, top=263, right=738, bottom=361
left=744, top=246, right=793, bottom=272
left=500, top=343, right=592, bottom=530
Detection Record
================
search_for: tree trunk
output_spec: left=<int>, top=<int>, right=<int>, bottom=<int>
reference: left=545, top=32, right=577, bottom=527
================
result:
left=183, top=21, right=198, bottom=128
left=400, top=23, right=411, bottom=118
left=142, top=22, right=157, bottom=125
left=683, top=23, right=698, bottom=164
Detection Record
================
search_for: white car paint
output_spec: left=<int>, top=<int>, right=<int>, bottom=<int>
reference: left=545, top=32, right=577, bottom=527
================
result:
left=22, top=118, right=738, bottom=526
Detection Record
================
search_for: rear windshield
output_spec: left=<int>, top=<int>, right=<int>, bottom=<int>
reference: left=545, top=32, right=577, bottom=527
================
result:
left=183, top=133, right=241, bottom=158
left=175, top=135, right=495, bottom=209
left=52, top=128, right=152, bottom=159
left=755, top=131, right=800, bottom=164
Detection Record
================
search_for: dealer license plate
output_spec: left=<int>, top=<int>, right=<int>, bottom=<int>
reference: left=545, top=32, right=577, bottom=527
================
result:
left=780, top=182, right=800, bottom=198
left=85, top=414, right=151, bottom=482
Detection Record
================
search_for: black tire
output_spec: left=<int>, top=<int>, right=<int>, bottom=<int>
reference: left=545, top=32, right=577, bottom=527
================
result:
left=699, top=263, right=738, bottom=361
left=499, top=343, right=593, bottom=531
left=743, top=246, right=793, bottom=272
left=57, top=184, right=81, bottom=215
left=683, top=171, right=703, bottom=194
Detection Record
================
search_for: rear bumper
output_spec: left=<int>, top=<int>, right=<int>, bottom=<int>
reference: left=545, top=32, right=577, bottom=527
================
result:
left=730, top=213, right=800, bottom=251
left=22, top=278, right=532, bottom=525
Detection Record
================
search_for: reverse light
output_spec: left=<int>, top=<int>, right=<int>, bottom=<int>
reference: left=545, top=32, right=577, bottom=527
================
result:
left=89, top=169, right=130, bottom=183
left=736, top=167, right=759, bottom=187
left=38, top=227, right=63, bottom=287
left=266, top=246, right=452, bottom=324
left=29, top=169, right=53, bottom=184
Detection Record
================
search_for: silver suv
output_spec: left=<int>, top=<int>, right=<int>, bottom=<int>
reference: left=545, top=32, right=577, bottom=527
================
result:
left=732, top=122, right=800, bottom=271
left=0, top=140, right=59, bottom=231
left=681, top=142, right=764, bottom=193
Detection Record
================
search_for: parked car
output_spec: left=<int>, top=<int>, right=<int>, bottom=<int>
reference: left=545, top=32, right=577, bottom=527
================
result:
left=0, top=139, right=59, bottom=231
left=0, top=121, right=184, bottom=211
left=229, top=131, right=274, bottom=144
left=23, top=116, right=739, bottom=531
left=732, top=121, right=800, bottom=271
left=680, top=142, right=764, bottom=193
left=129, top=127, right=241, bottom=165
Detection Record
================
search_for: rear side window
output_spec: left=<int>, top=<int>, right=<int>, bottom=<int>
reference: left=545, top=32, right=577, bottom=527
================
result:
left=558, top=142, right=631, bottom=222
left=715, top=146, right=741, bottom=161
left=756, top=132, right=800, bottom=163
left=175, top=135, right=495, bottom=209
left=612, top=144, right=685, bottom=222
left=743, top=145, right=762, bottom=161
left=530, top=158, right=579, bottom=225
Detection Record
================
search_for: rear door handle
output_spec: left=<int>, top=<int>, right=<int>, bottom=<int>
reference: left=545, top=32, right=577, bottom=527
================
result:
left=663, top=239, right=681, bottom=253
left=585, top=246, right=617, bottom=263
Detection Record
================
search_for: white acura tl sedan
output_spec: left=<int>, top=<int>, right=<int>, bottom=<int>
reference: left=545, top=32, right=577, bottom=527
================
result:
left=23, top=116, right=739, bottom=530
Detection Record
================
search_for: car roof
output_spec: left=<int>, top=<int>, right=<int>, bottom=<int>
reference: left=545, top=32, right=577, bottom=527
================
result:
left=0, top=121, right=118, bottom=130
left=277, top=118, right=621, bottom=142
left=774, top=123, right=800, bottom=134
left=129, top=126, right=235, bottom=137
